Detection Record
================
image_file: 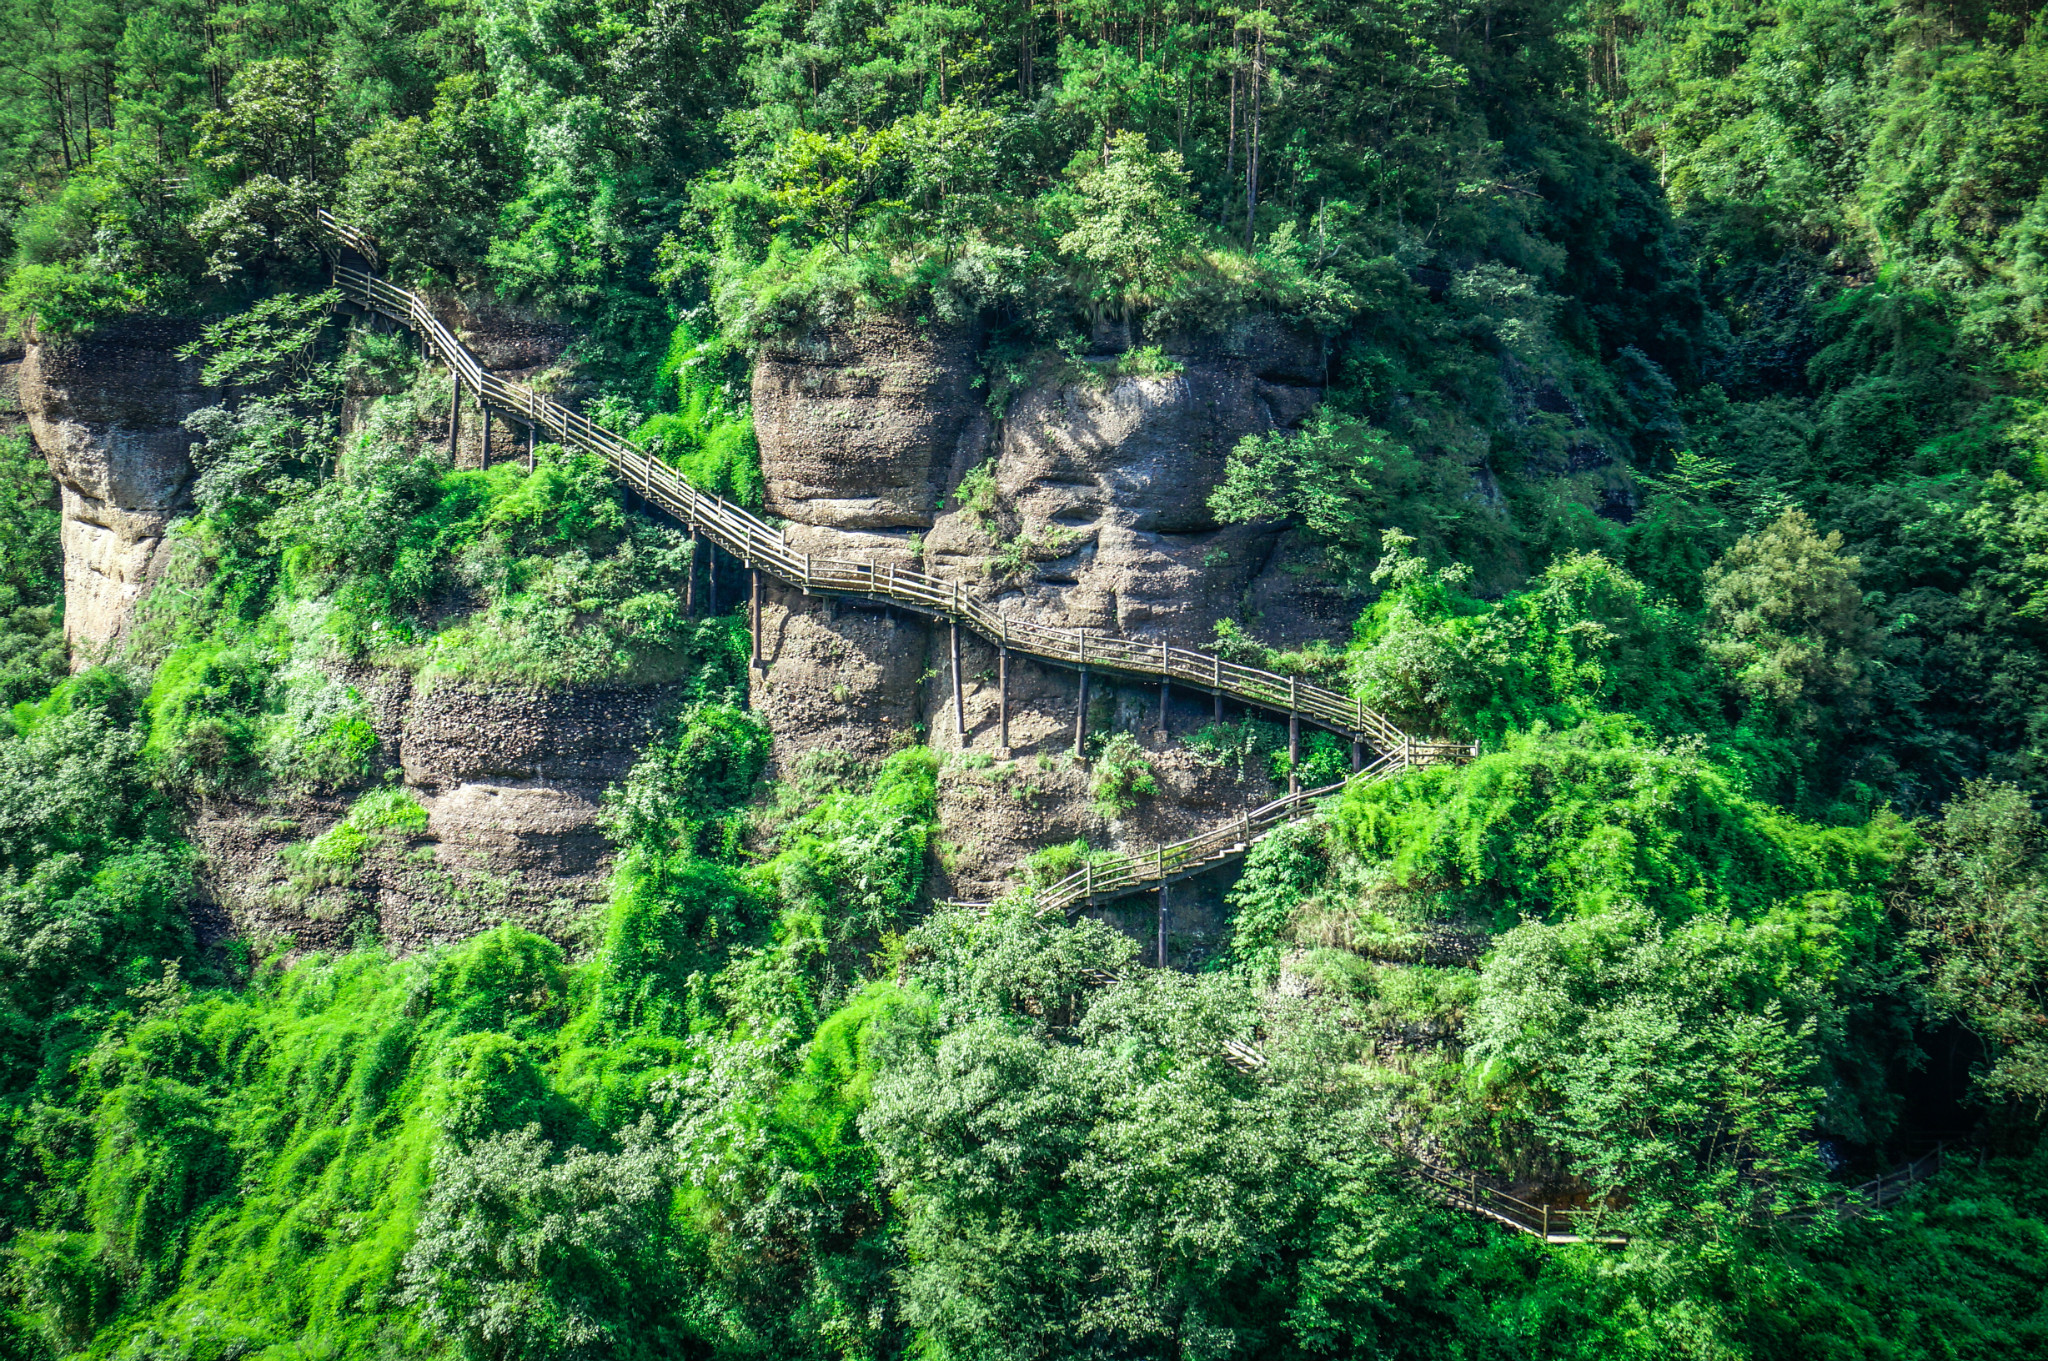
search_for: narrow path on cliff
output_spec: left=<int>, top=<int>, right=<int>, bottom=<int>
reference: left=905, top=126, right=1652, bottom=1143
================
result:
left=317, top=211, right=1472, bottom=916
left=317, top=219, right=1972, bottom=1251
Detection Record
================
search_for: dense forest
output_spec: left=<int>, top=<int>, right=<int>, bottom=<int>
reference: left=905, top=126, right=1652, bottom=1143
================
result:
left=0, top=0, right=2045, bottom=1355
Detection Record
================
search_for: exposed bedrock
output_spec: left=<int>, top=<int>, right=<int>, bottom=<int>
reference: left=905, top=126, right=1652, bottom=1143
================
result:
left=753, top=315, right=985, bottom=530
left=195, top=322, right=634, bottom=958
left=20, top=318, right=211, bottom=659
left=752, top=314, right=1349, bottom=943
left=196, top=670, right=688, bottom=955
left=924, top=316, right=1339, bottom=645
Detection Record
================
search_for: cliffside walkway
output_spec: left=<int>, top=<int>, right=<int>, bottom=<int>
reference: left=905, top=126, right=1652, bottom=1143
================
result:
left=319, top=212, right=1471, bottom=916
left=319, top=218, right=1964, bottom=1249
left=1081, top=964, right=1955, bottom=1244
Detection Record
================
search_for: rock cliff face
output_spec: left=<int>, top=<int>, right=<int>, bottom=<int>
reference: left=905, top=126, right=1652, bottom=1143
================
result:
left=36, top=296, right=1350, bottom=965
left=754, top=315, right=984, bottom=530
left=196, top=669, right=686, bottom=955
left=192, top=310, right=646, bottom=954
left=752, top=317, right=1348, bottom=956
left=20, top=319, right=210, bottom=658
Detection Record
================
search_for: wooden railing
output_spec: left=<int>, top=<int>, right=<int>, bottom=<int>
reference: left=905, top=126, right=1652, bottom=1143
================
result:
left=1038, top=751, right=1407, bottom=909
left=317, top=210, right=1475, bottom=910
left=1413, top=1163, right=1626, bottom=1244
left=1416, top=1142, right=1953, bottom=1245
left=317, top=210, right=1456, bottom=757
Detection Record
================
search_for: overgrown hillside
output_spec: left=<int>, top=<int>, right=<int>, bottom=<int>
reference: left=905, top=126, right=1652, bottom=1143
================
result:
left=0, top=0, right=2045, bottom=1358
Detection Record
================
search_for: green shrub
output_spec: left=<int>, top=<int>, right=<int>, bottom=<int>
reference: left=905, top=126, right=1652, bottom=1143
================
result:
left=346, top=783, right=429, bottom=834
left=1088, top=731, right=1158, bottom=818
left=633, top=323, right=763, bottom=507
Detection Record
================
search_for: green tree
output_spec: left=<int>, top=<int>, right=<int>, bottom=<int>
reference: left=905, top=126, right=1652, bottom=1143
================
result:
left=1053, top=130, right=1201, bottom=319
left=1703, top=507, right=1878, bottom=722
left=1908, top=780, right=2048, bottom=1114
left=765, top=124, right=901, bottom=254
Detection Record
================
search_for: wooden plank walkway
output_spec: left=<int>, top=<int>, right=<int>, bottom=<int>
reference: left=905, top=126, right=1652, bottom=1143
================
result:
left=315, top=218, right=1956, bottom=1248
left=316, top=211, right=1472, bottom=908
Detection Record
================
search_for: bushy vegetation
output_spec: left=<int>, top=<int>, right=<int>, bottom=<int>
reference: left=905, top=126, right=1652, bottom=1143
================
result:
left=0, top=0, right=2045, bottom=1357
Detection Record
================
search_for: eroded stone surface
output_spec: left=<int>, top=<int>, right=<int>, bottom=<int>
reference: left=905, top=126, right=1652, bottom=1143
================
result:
left=751, top=317, right=1343, bottom=944
left=753, top=316, right=983, bottom=530
left=20, top=319, right=210, bottom=659
left=193, top=669, right=690, bottom=954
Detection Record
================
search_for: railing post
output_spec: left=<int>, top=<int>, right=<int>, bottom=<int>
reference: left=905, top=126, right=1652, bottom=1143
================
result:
left=447, top=369, right=461, bottom=458
left=1288, top=676, right=1301, bottom=797
left=1157, top=879, right=1168, bottom=969
left=1084, top=862, right=1093, bottom=900
left=1158, top=641, right=1170, bottom=734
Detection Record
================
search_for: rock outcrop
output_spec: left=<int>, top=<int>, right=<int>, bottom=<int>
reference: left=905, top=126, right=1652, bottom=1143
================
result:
left=751, top=316, right=1345, bottom=959
left=754, top=315, right=984, bottom=530
left=195, top=671, right=685, bottom=955
left=20, top=318, right=210, bottom=658
left=193, top=311, right=655, bottom=955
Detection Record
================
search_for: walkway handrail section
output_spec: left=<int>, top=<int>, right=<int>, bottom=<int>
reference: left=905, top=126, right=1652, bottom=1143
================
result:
left=319, top=218, right=1439, bottom=755
left=1422, top=1142, right=1951, bottom=1246
left=1413, top=1163, right=1622, bottom=1244
left=1040, top=751, right=1406, bottom=910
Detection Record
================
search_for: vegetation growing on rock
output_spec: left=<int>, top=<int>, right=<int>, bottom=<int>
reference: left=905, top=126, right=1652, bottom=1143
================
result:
left=0, top=0, right=2045, bottom=1358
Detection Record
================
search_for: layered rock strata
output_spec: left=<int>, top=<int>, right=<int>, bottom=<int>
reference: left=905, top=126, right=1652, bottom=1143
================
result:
left=751, top=317, right=1349, bottom=958
left=20, top=318, right=210, bottom=658
left=196, top=673, right=684, bottom=955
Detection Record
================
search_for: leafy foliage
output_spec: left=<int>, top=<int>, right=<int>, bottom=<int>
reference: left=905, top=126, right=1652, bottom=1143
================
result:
left=2, top=0, right=2048, bottom=1356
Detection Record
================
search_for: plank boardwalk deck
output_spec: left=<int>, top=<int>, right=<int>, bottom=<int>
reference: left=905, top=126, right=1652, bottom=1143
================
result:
left=317, top=210, right=1472, bottom=913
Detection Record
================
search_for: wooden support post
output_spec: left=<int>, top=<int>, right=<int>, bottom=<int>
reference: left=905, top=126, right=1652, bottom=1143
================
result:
left=1288, top=712, right=1300, bottom=796
left=1074, top=667, right=1090, bottom=758
left=526, top=421, right=535, bottom=471
left=1352, top=740, right=1364, bottom=774
left=1157, top=880, right=1168, bottom=969
left=684, top=538, right=696, bottom=616
left=447, top=371, right=461, bottom=457
left=950, top=622, right=966, bottom=739
left=708, top=547, right=718, bottom=615
left=479, top=406, right=491, bottom=468
left=1158, top=641, right=1170, bottom=733
left=997, top=643, right=1011, bottom=757
left=1214, top=690, right=1223, bottom=723
left=750, top=569, right=762, bottom=668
